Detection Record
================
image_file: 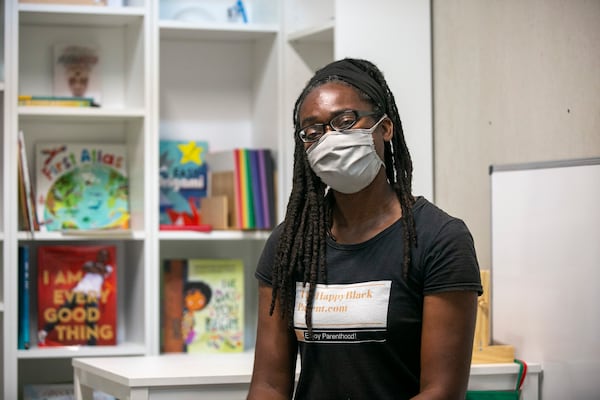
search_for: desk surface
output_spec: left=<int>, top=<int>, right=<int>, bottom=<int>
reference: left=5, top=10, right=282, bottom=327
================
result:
left=73, top=352, right=541, bottom=388
left=73, top=352, right=260, bottom=387
left=74, top=354, right=542, bottom=400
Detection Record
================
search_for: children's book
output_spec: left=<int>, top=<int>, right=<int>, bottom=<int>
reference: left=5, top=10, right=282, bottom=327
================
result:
left=53, top=43, right=101, bottom=105
left=18, top=246, right=31, bottom=350
left=238, top=149, right=255, bottom=229
left=159, top=140, right=209, bottom=227
left=259, top=148, right=276, bottom=229
left=18, top=130, right=39, bottom=233
left=35, top=143, right=129, bottom=232
left=37, top=245, right=117, bottom=346
left=249, top=149, right=264, bottom=229
left=180, top=258, right=244, bottom=353
left=23, top=383, right=115, bottom=400
left=18, top=95, right=95, bottom=107
left=161, top=259, right=185, bottom=353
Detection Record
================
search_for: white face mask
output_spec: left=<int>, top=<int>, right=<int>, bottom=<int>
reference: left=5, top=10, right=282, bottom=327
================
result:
left=306, top=115, right=386, bottom=194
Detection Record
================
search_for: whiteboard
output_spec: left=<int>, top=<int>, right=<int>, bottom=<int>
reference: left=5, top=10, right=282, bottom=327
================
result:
left=491, top=158, right=600, bottom=400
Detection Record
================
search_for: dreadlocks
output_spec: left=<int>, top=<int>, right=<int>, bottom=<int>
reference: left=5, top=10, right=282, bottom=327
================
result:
left=270, top=58, right=417, bottom=330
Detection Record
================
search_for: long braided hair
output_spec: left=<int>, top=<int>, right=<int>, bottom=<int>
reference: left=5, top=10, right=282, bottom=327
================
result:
left=270, top=58, right=417, bottom=330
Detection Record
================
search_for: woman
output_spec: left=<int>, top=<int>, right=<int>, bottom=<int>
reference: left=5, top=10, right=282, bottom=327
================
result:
left=248, top=58, right=482, bottom=399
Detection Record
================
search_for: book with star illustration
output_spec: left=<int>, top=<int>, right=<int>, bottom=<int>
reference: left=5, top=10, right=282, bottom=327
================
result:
left=35, top=143, right=130, bottom=232
left=159, top=140, right=209, bottom=227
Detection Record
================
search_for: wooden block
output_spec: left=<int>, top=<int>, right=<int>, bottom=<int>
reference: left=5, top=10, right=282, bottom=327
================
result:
left=471, top=344, right=515, bottom=364
left=473, top=269, right=491, bottom=350
left=200, top=196, right=228, bottom=230
left=471, top=269, right=516, bottom=364
left=210, top=171, right=237, bottom=229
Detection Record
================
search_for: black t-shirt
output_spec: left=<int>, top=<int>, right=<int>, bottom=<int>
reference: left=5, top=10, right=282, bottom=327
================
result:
left=255, top=197, right=482, bottom=400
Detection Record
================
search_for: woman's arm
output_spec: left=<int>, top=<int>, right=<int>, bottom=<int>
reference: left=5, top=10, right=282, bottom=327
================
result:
left=413, top=290, right=478, bottom=400
left=247, top=281, right=298, bottom=400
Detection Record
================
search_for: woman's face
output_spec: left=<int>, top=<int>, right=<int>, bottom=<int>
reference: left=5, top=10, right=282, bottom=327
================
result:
left=297, top=82, right=392, bottom=156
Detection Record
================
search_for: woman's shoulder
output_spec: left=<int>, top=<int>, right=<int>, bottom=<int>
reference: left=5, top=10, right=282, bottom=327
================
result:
left=265, top=221, right=285, bottom=247
left=412, top=196, right=471, bottom=241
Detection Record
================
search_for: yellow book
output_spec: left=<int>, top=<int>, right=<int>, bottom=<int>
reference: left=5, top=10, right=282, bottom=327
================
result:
left=18, top=95, right=94, bottom=107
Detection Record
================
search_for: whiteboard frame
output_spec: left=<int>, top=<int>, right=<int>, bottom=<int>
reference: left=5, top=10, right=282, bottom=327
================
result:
left=489, top=157, right=600, bottom=400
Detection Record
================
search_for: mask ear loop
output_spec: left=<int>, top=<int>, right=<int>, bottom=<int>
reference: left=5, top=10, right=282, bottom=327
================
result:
left=384, top=118, right=398, bottom=186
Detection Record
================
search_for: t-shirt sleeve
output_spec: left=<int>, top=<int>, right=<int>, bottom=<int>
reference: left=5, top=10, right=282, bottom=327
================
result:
left=254, top=223, right=284, bottom=286
left=422, top=219, right=483, bottom=295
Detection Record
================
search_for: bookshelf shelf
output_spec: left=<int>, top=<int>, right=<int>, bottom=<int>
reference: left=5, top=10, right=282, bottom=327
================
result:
left=17, top=342, right=147, bottom=359
left=17, top=230, right=146, bottom=241
left=287, top=20, right=334, bottom=43
left=159, top=20, right=279, bottom=41
left=19, top=4, right=145, bottom=27
left=158, top=230, right=270, bottom=241
left=18, top=107, right=146, bottom=121
left=4, top=0, right=152, bottom=395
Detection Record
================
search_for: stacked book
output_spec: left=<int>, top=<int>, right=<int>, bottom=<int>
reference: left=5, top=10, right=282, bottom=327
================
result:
left=18, top=95, right=96, bottom=107
left=205, top=148, right=276, bottom=230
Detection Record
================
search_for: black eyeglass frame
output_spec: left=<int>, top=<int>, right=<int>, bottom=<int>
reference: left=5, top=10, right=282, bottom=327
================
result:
left=296, top=110, right=381, bottom=143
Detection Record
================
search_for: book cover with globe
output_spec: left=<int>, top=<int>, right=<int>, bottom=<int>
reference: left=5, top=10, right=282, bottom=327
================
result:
left=35, top=143, right=130, bottom=232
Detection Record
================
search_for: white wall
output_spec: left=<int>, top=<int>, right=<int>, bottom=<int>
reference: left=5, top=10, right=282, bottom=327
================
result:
left=432, top=0, right=600, bottom=268
left=336, top=0, right=433, bottom=200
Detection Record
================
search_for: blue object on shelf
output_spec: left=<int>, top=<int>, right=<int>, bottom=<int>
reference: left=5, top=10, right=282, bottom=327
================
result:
left=228, top=0, right=248, bottom=23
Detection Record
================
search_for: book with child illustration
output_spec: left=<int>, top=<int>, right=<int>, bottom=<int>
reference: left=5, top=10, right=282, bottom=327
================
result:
left=37, top=245, right=117, bottom=347
left=161, top=258, right=244, bottom=353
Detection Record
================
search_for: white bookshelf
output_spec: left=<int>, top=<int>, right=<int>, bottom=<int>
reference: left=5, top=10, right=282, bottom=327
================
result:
left=286, top=20, right=334, bottom=44
left=2, top=1, right=433, bottom=398
left=156, top=0, right=282, bottom=365
left=1, top=0, right=6, bottom=397
left=4, top=1, right=154, bottom=398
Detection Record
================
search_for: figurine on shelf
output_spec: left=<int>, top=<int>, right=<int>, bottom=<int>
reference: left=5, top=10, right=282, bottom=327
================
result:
left=53, top=43, right=102, bottom=106
left=227, top=0, right=248, bottom=24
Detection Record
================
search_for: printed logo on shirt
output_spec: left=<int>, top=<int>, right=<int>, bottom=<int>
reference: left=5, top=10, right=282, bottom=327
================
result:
left=294, top=281, right=391, bottom=344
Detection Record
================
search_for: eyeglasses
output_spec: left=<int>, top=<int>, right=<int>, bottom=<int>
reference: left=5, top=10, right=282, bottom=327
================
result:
left=297, top=110, right=381, bottom=143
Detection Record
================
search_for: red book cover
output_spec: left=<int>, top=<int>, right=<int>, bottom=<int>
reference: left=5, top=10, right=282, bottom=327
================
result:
left=37, top=245, right=117, bottom=346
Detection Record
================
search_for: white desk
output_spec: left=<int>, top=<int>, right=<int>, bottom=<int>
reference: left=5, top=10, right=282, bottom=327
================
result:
left=73, top=353, right=541, bottom=400
left=469, top=362, right=542, bottom=400
left=73, top=352, right=258, bottom=400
